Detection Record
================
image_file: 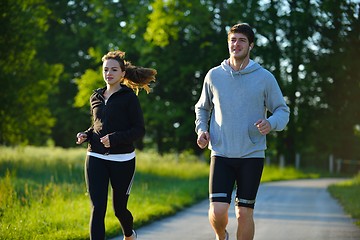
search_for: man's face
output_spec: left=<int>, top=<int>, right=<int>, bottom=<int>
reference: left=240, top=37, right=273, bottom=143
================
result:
left=228, top=32, right=252, bottom=59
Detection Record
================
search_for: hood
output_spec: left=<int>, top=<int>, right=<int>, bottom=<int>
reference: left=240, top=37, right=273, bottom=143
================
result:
left=220, top=59, right=261, bottom=78
left=93, top=84, right=133, bottom=95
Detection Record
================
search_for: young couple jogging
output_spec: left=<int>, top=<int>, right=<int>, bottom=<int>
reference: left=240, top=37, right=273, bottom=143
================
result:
left=77, top=23, right=289, bottom=240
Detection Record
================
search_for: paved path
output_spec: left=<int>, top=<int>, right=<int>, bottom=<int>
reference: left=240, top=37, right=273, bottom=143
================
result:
left=112, top=178, right=360, bottom=240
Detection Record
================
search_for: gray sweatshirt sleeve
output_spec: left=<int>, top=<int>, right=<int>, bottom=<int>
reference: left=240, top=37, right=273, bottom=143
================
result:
left=265, top=74, right=290, bottom=131
left=194, top=72, right=213, bottom=135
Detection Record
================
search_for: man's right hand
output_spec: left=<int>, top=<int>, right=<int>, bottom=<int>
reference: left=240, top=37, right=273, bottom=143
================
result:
left=197, top=131, right=210, bottom=149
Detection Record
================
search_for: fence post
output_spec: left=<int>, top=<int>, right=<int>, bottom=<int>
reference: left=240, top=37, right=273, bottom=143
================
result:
left=295, top=153, right=300, bottom=169
left=279, top=154, right=285, bottom=168
left=329, top=154, right=334, bottom=174
left=336, top=159, right=342, bottom=173
left=266, top=156, right=271, bottom=166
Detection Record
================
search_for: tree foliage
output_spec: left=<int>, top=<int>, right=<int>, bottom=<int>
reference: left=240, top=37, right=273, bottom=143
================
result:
left=1, top=0, right=359, bottom=163
left=307, top=0, right=360, bottom=159
left=0, top=0, right=63, bottom=145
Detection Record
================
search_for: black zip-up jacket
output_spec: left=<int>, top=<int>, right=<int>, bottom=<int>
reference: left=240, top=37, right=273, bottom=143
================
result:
left=84, top=85, right=145, bottom=155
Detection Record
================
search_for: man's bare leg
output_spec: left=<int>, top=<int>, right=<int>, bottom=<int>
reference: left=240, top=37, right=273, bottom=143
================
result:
left=235, top=206, right=255, bottom=240
left=209, top=202, right=230, bottom=240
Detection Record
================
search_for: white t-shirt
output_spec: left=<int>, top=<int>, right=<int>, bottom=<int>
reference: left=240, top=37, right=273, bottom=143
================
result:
left=87, top=151, right=135, bottom=162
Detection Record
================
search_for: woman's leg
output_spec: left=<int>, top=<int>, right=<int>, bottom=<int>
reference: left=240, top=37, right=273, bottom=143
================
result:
left=108, top=158, right=136, bottom=237
left=85, top=156, right=110, bottom=240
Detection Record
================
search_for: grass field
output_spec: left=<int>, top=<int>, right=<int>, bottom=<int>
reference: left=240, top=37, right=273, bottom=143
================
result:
left=328, top=173, right=360, bottom=227
left=0, top=146, right=354, bottom=239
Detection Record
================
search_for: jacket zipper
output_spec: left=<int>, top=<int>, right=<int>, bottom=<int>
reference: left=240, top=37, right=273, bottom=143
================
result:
left=98, top=92, right=110, bottom=154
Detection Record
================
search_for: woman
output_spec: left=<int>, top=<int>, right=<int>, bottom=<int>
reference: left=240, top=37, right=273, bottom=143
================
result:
left=76, top=50, right=156, bottom=240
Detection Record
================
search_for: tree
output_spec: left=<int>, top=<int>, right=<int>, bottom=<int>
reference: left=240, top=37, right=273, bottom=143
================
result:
left=38, top=0, right=104, bottom=147
left=141, top=0, right=264, bottom=153
left=308, top=0, right=360, bottom=159
left=0, top=0, right=62, bottom=145
left=44, top=0, right=156, bottom=147
left=3, top=0, right=359, bottom=165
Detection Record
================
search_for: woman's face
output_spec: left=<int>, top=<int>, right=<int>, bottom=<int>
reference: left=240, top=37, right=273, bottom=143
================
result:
left=102, top=59, right=125, bottom=86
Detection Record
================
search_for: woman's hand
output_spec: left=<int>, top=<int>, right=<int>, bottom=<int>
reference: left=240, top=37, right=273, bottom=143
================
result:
left=76, top=132, right=87, bottom=144
left=100, top=135, right=111, bottom=148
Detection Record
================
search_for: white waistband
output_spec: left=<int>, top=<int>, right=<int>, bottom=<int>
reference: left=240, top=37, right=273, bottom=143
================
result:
left=87, top=151, right=135, bottom=162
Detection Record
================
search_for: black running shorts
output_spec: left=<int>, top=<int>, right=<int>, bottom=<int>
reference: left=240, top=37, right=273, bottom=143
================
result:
left=209, top=156, right=264, bottom=209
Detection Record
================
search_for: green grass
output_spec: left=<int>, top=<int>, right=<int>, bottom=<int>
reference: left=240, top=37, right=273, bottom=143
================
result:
left=328, top=173, right=360, bottom=227
left=261, top=164, right=319, bottom=182
left=0, top=146, right=319, bottom=239
left=0, top=146, right=209, bottom=240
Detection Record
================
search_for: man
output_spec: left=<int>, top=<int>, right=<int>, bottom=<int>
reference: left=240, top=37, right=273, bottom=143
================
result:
left=194, top=23, right=290, bottom=240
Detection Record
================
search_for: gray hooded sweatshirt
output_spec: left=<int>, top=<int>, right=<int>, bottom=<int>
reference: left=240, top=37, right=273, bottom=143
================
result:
left=195, top=59, right=290, bottom=158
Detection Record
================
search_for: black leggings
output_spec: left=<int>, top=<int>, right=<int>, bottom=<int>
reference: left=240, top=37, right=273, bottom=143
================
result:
left=85, top=155, right=135, bottom=240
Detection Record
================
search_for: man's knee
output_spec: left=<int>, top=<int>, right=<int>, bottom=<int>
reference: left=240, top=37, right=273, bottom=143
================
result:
left=235, top=206, right=254, bottom=220
left=209, top=202, right=229, bottom=218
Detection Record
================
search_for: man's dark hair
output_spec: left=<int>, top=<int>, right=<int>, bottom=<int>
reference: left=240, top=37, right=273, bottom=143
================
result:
left=228, top=23, right=255, bottom=44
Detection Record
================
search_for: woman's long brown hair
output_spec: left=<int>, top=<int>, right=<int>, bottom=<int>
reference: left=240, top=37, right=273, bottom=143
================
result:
left=102, top=50, right=157, bottom=94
